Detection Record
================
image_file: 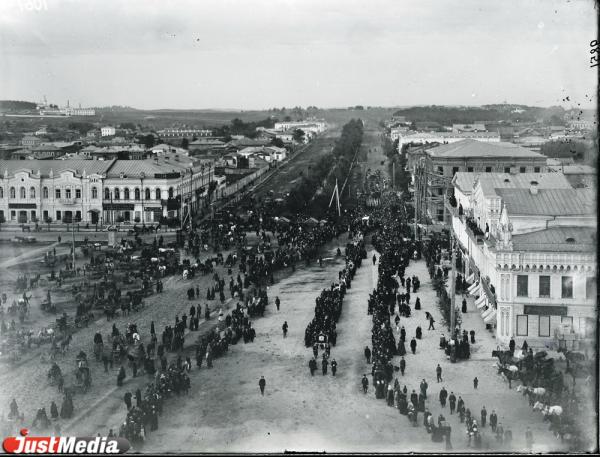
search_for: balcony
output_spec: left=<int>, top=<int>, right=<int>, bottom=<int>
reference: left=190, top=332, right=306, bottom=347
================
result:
left=59, top=198, right=77, bottom=205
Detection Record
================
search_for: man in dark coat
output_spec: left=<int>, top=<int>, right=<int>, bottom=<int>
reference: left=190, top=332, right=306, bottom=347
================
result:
left=489, top=410, right=498, bottom=432
left=259, top=376, right=266, bottom=395
left=509, top=337, right=516, bottom=354
left=400, top=357, right=406, bottom=376
left=282, top=321, right=288, bottom=338
left=364, top=346, right=371, bottom=364
left=420, top=379, right=428, bottom=399
left=448, top=392, right=456, bottom=414
left=362, top=375, right=369, bottom=393
left=331, top=359, right=337, bottom=376
left=309, top=358, right=317, bottom=376
left=322, top=356, right=328, bottom=375
left=439, top=387, right=448, bottom=407
left=410, top=390, right=418, bottom=408
left=461, top=298, right=467, bottom=313
left=410, top=337, right=417, bottom=354
left=123, top=392, right=132, bottom=410
left=275, top=296, right=281, bottom=311
left=481, top=406, right=487, bottom=427
left=436, top=364, right=443, bottom=382
left=135, top=388, right=142, bottom=407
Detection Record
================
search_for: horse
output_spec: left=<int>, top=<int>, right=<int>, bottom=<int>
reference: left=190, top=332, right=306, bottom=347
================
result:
left=60, top=334, right=73, bottom=355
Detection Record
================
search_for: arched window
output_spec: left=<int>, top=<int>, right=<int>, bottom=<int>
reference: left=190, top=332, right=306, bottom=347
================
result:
left=168, top=187, right=174, bottom=199
left=43, top=187, right=49, bottom=199
left=30, top=187, right=35, bottom=199
left=92, top=187, right=98, bottom=199
left=0, top=187, right=3, bottom=198
left=114, top=188, right=120, bottom=200
left=124, top=188, right=130, bottom=200
left=104, top=188, right=110, bottom=200
left=10, top=187, right=15, bottom=199
left=20, top=187, right=26, bottom=199
left=155, top=188, right=161, bottom=200
left=134, top=188, right=140, bottom=200
left=145, top=188, right=151, bottom=200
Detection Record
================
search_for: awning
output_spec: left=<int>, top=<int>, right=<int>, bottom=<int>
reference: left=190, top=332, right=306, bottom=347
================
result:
left=481, top=306, right=494, bottom=320
left=466, top=273, right=475, bottom=284
left=483, top=309, right=497, bottom=324
left=476, top=295, right=487, bottom=309
left=468, top=282, right=480, bottom=296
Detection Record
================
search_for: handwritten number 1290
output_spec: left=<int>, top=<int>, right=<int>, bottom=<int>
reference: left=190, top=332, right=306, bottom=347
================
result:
left=591, top=40, right=599, bottom=68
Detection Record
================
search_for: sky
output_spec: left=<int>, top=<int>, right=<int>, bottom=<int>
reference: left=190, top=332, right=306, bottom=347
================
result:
left=0, top=0, right=597, bottom=110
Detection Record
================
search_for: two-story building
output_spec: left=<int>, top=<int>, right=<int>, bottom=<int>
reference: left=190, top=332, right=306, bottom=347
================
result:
left=450, top=177, right=596, bottom=348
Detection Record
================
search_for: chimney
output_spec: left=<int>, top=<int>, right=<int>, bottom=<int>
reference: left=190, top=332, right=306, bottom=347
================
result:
left=530, top=180, right=539, bottom=195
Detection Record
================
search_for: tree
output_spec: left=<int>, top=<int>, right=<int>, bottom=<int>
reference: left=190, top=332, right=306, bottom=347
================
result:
left=284, top=115, right=292, bottom=122
left=181, top=138, right=189, bottom=150
left=138, top=134, right=155, bottom=149
left=270, top=137, right=285, bottom=148
left=293, top=129, right=305, bottom=144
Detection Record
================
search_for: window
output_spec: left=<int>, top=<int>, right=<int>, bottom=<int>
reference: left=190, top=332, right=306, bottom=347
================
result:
left=504, top=167, right=510, bottom=173
left=539, top=276, right=551, bottom=297
left=561, top=316, right=573, bottom=330
left=30, top=210, right=36, bottom=221
left=75, top=189, right=81, bottom=199
left=519, top=167, right=526, bottom=173
left=65, top=188, right=71, bottom=199
left=155, top=189, right=161, bottom=200
left=19, top=187, right=26, bottom=199
left=561, top=276, right=573, bottom=298
left=114, top=188, right=120, bottom=200
left=10, top=187, right=15, bottom=199
left=586, top=277, right=596, bottom=300
left=43, top=187, right=48, bottom=199
left=10, top=210, right=15, bottom=221
left=135, top=188, right=140, bottom=200
left=75, top=211, right=81, bottom=222
left=534, top=167, right=540, bottom=173
left=56, top=211, right=61, bottom=221
left=168, top=187, right=174, bottom=199
left=145, top=188, right=151, bottom=200
left=55, top=189, right=61, bottom=199
left=43, top=210, right=48, bottom=221
left=0, top=210, right=3, bottom=220
left=516, top=275, right=528, bottom=297
left=30, top=187, right=35, bottom=199
left=92, top=187, right=98, bottom=199
left=452, top=167, right=459, bottom=176
left=124, top=188, right=130, bottom=200
left=105, top=188, right=110, bottom=200
left=437, top=166, right=444, bottom=175
left=538, top=315, right=550, bottom=337
left=0, top=187, right=3, bottom=198
left=516, top=315, right=528, bottom=336
left=467, top=167, right=473, bottom=172
left=485, top=167, right=492, bottom=173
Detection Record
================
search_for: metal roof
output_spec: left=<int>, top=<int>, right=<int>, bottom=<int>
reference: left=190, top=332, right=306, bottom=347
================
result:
left=427, top=139, right=544, bottom=159
left=496, top=188, right=596, bottom=216
left=0, top=159, right=114, bottom=177
left=453, top=172, right=572, bottom=194
left=511, top=226, right=596, bottom=252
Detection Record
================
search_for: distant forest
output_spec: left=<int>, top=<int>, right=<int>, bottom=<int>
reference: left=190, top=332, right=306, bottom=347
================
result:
left=393, top=105, right=567, bottom=125
left=0, top=100, right=37, bottom=111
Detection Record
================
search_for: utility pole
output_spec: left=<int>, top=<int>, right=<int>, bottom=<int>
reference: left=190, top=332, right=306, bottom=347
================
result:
left=392, top=161, right=395, bottom=190
left=71, top=221, right=76, bottom=271
left=450, top=230, right=457, bottom=337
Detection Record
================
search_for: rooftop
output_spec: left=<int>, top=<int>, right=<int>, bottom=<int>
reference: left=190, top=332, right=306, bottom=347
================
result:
left=453, top=172, right=572, bottom=194
left=511, top=226, right=596, bottom=252
left=427, top=139, right=544, bottom=159
left=0, top=159, right=114, bottom=177
left=496, top=188, right=596, bottom=216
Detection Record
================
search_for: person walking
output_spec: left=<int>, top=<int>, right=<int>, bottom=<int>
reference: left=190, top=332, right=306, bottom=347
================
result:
left=439, top=386, right=448, bottom=407
left=473, top=376, right=479, bottom=389
left=362, top=375, right=369, bottom=394
left=364, top=346, right=371, bottom=364
left=123, top=392, right=132, bottom=410
left=420, top=379, right=428, bottom=399
left=372, top=254, right=377, bottom=265
left=309, top=358, right=317, bottom=376
left=490, top=410, right=498, bottom=432
left=436, top=364, right=443, bottom=382
left=400, top=357, right=406, bottom=376
left=259, top=376, right=266, bottom=395
left=282, top=321, right=288, bottom=338
left=449, top=392, right=456, bottom=414
left=481, top=406, right=487, bottom=427
left=428, top=315, right=435, bottom=330
left=321, top=356, right=328, bottom=375
left=275, top=296, right=280, bottom=311
left=331, top=359, right=337, bottom=376
left=410, top=337, right=417, bottom=355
